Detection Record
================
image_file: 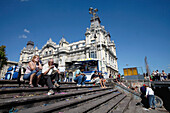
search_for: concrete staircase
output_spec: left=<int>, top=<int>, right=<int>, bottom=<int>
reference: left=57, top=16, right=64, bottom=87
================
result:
left=0, top=79, right=168, bottom=113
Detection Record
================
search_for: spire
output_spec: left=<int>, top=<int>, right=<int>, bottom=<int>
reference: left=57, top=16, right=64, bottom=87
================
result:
left=46, top=37, right=57, bottom=46
left=89, top=7, right=101, bottom=28
left=35, top=46, right=38, bottom=50
left=49, top=38, right=52, bottom=43
left=59, top=36, right=68, bottom=45
left=47, top=38, right=53, bottom=44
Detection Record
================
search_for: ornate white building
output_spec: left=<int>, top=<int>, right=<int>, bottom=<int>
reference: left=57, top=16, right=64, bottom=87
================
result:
left=19, top=8, right=118, bottom=77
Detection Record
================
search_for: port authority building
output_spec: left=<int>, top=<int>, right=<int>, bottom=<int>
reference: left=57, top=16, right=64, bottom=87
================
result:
left=19, top=8, right=118, bottom=80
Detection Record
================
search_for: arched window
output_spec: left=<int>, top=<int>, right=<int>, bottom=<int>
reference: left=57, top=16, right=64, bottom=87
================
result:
left=70, top=46, right=73, bottom=50
left=89, top=45, right=97, bottom=58
left=76, top=45, right=79, bottom=49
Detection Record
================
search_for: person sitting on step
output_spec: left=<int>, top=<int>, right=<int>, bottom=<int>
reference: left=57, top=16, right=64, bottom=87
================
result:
left=23, top=55, right=42, bottom=88
left=74, top=66, right=87, bottom=86
left=42, top=58, right=60, bottom=95
left=91, top=71, right=100, bottom=84
left=98, top=72, right=107, bottom=88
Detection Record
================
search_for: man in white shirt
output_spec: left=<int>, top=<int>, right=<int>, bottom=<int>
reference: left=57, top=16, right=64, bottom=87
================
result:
left=145, top=86, right=156, bottom=109
left=42, top=58, right=60, bottom=95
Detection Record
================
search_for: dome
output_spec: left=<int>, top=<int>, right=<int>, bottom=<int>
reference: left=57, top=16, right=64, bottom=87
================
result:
left=27, top=41, right=34, bottom=46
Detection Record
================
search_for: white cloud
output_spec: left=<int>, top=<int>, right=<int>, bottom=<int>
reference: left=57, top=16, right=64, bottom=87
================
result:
left=20, top=0, right=29, bottom=2
left=24, top=29, right=30, bottom=33
left=19, top=34, right=27, bottom=39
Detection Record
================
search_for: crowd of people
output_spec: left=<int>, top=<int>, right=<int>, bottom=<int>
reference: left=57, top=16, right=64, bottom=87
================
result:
left=149, top=70, right=169, bottom=81
left=109, top=73, right=121, bottom=83
left=23, top=55, right=107, bottom=95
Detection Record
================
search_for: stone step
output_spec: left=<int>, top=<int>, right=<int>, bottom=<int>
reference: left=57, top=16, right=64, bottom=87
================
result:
left=65, top=93, right=125, bottom=113
left=110, top=96, right=131, bottom=113
left=124, top=99, right=136, bottom=113
left=0, top=87, right=114, bottom=112
left=91, top=93, right=127, bottom=113
left=0, top=80, right=95, bottom=85
left=0, top=85, right=99, bottom=95
left=17, top=89, right=118, bottom=113
left=0, top=80, right=96, bottom=88
left=0, top=87, right=97, bottom=100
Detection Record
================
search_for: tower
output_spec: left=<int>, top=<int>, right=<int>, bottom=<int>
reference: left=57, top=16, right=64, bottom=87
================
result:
left=19, top=41, right=38, bottom=68
left=85, top=7, right=118, bottom=76
left=26, top=41, right=34, bottom=49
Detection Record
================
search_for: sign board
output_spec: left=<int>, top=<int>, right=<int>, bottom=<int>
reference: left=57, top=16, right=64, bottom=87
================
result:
left=123, top=67, right=138, bottom=76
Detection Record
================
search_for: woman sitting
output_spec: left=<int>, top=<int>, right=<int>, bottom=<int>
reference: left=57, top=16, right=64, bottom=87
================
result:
left=23, top=55, right=42, bottom=87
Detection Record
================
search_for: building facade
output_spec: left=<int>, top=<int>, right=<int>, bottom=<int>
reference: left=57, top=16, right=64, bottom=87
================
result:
left=19, top=9, right=118, bottom=77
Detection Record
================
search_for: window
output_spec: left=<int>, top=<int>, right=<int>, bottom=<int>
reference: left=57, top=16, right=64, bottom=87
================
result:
left=91, top=29, right=94, bottom=32
left=105, top=53, right=107, bottom=61
left=76, top=45, right=79, bottom=49
left=90, top=51, right=97, bottom=58
left=49, top=51, right=52, bottom=55
left=70, top=46, right=72, bottom=50
left=45, top=51, right=48, bottom=55
left=27, top=57, right=31, bottom=61
left=28, top=56, right=31, bottom=60
left=91, top=40, right=95, bottom=43
left=82, top=43, right=85, bottom=46
left=60, top=43, right=63, bottom=47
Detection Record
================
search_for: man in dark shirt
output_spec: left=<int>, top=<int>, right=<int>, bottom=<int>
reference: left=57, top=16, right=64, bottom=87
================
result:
left=91, top=71, right=100, bottom=83
left=140, top=84, right=149, bottom=108
left=140, top=84, right=146, bottom=95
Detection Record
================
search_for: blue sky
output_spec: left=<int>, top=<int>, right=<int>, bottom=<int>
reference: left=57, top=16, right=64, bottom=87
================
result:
left=0, top=0, right=170, bottom=74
